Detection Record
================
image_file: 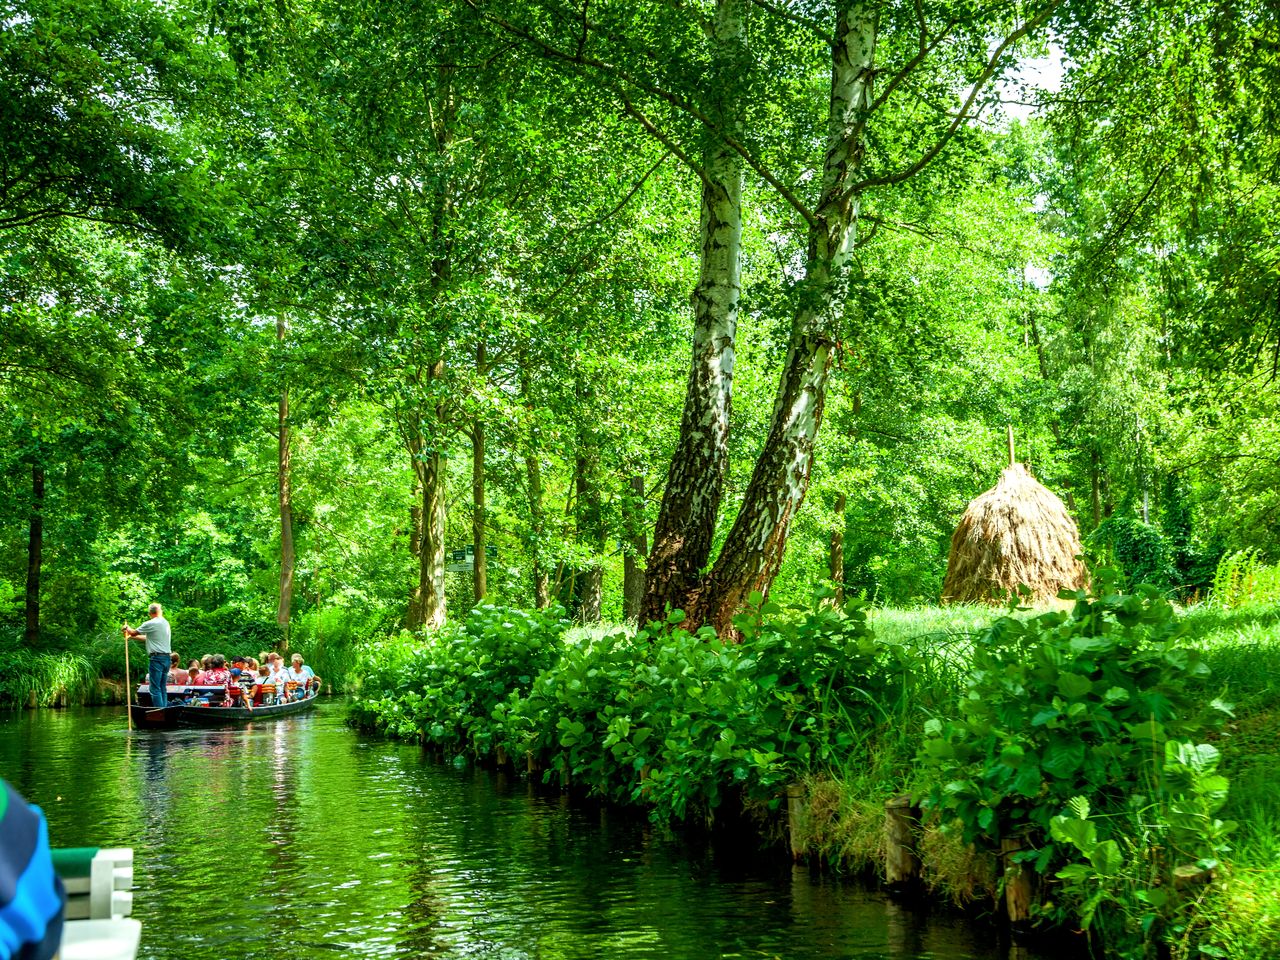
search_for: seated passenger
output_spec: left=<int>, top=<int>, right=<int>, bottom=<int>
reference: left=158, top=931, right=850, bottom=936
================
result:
left=203, top=655, right=231, bottom=686
left=286, top=654, right=319, bottom=696
left=167, top=652, right=185, bottom=685
left=251, top=666, right=276, bottom=706
left=187, top=665, right=201, bottom=686
left=227, top=668, right=253, bottom=710
left=266, top=653, right=288, bottom=687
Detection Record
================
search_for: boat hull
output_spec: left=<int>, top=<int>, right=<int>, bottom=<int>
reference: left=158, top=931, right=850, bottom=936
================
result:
left=128, top=692, right=318, bottom=727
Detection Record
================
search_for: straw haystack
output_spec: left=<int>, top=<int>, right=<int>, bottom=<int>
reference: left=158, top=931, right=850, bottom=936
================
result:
left=941, top=463, right=1088, bottom=605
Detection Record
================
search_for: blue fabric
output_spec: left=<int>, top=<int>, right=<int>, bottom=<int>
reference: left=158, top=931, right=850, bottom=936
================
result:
left=148, top=653, right=170, bottom=708
left=0, top=795, right=64, bottom=960
left=0, top=785, right=37, bottom=908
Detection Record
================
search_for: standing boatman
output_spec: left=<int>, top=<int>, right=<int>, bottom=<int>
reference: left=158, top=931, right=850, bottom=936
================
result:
left=123, top=603, right=172, bottom=710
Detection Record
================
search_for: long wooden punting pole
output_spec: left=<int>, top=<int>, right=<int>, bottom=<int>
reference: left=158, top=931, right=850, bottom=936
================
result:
left=1007, top=424, right=1015, bottom=467
left=122, top=624, right=132, bottom=731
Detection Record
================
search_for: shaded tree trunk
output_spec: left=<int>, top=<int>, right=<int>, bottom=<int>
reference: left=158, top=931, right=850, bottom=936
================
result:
left=413, top=446, right=448, bottom=629
left=472, top=417, right=487, bottom=603
left=1090, top=448, right=1102, bottom=529
left=24, top=464, right=43, bottom=646
left=575, top=451, right=603, bottom=622
left=524, top=448, right=550, bottom=608
left=640, top=0, right=744, bottom=624
left=472, top=343, right=488, bottom=604
left=405, top=360, right=448, bottom=630
left=829, top=492, right=846, bottom=604
left=519, top=358, right=550, bottom=608
left=276, top=315, right=294, bottom=645
left=623, top=474, right=647, bottom=621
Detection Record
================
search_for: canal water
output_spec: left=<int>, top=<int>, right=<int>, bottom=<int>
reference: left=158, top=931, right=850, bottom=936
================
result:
left=1, top=702, right=1057, bottom=960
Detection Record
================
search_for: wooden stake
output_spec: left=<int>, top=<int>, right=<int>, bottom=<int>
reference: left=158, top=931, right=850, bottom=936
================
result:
left=786, top=783, right=807, bottom=860
left=884, top=795, right=922, bottom=890
left=1001, top=837, right=1034, bottom=924
left=1007, top=424, right=1016, bottom=467
left=122, top=625, right=133, bottom=731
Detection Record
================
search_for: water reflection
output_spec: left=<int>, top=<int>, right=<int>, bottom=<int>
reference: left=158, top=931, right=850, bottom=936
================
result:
left=0, top=705, right=1061, bottom=960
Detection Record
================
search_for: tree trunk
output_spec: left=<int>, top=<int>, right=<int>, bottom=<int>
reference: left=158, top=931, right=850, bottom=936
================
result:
left=472, top=417, right=487, bottom=604
left=829, top=492, right=846, bottom=604
left=639, top=0, right=745, bottom=624
left=415, top=447, right=448, bottom=629
left=575, top=451, right=603, bottom=622
left=1090, top=448, right=1102, bottom=529
left=472, top=342, right=488, bottom=604
left=405, top=360, right=448, bottom=630
left=524, top=447, right=550, bottom=608
left=623, top=474, right=647, bottom=621
left=520, top=359, right=550, bottom=609
left=276, top=316, right=295, bottom=645
left=24, top=464, right=43, bottom=646
left=697, top=5, right=878, bottom=633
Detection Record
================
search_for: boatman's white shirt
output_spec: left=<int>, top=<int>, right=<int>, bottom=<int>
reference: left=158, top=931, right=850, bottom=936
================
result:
left=136, top=616, right=171, bottom=656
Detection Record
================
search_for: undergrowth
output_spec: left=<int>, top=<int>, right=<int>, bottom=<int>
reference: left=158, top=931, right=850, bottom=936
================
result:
left=348, top=588, right=1280, bottom=960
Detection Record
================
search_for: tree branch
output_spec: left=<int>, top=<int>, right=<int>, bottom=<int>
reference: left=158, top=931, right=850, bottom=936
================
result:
left=464, top=0, right=815, bottom=224
left=845, top=1, right=1060, bottom=198
left=743, top=0, right=833, bottom=44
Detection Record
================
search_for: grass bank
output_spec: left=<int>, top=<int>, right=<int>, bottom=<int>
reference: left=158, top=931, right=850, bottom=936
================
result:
left=348, top=591, right=1280, bottom=960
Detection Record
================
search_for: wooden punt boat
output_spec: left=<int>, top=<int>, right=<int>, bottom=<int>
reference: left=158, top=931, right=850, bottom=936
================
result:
left=128, top=683, right=319, bottom=728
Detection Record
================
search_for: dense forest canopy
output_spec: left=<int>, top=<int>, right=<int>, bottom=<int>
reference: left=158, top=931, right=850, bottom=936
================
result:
left=3, top=0, right=1279, bottom=647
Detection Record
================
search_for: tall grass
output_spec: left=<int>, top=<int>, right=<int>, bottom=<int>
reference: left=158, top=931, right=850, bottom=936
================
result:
left=290, top=605, right=398, bottom=691
left=1210, top=549, right=1280, bottom=608
left=0, top=647, right=100, bottom=707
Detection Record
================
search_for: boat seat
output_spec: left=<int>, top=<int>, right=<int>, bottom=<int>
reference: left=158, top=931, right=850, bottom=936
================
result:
left=252, top=683, right=277, bottom=706
left=51, top=847, right=134, bottom=921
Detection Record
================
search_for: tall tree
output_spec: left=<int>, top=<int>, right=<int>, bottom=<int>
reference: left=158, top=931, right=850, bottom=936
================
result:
left=470, top=0, right=1062, bottom=631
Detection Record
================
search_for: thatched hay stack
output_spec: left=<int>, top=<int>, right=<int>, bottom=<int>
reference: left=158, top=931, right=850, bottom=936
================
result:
left=941, top=463, right=1088, bottom=605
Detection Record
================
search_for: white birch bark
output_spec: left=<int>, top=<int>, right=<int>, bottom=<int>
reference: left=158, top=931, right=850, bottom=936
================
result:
left=640, top=0, right=745, bottom=623
left=702, top=3, right=878, bottom=632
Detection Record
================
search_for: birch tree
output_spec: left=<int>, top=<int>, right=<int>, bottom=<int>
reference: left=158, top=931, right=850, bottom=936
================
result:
left=467, top=0, right=1062, bottom=631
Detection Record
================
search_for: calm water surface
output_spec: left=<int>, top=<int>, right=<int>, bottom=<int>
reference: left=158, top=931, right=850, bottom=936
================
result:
left=1, top=702, right=1055, bottom=960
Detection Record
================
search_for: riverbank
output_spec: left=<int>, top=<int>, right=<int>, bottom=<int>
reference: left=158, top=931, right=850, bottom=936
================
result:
left=12, top=701, right=1039, bottom=960
left=347, top=593, right=1280, bottom=960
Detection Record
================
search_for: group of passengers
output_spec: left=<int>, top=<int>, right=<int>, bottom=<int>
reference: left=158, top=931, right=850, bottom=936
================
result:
left=162, top=651, right=319, bottom=710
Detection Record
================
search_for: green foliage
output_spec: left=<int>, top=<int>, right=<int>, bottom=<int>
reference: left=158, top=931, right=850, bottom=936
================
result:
left=168, top=605, right=282, bottom=657
left=1088, top=516, right=1180, bottom=594
left=919, top=576, right=1230, bottom=851
left=1210, top=550, right=1280, bottom=609
left=1048, top=742, right=1237, bottom=958
left=0, top=643, right=98, bottom=708
left=290, top=605, right=398, bottom=692
left=349, top=604, right=572, bottom=749
left=353, top=593, right=901, bottom=824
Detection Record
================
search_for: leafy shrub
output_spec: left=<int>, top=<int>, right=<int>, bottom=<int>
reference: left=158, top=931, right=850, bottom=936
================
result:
left=169, top=604, right=283, bottom=658
left=1088, top=516, right=1179, bottom=592
left=0, top=645, right=98, bottom=707
left=1211, top=549, right=1280, bottom=608
left=353, top=592, right=903, bottom=825
left=349, top=604, right=570, bottom=749
left=1049, top=742, right=1237, bottom=957
left=918, top=577, right=1235, bottom=951
left=290, top=604, right=398, bottom=691
left=920, top=578, right=1229, bottom=849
